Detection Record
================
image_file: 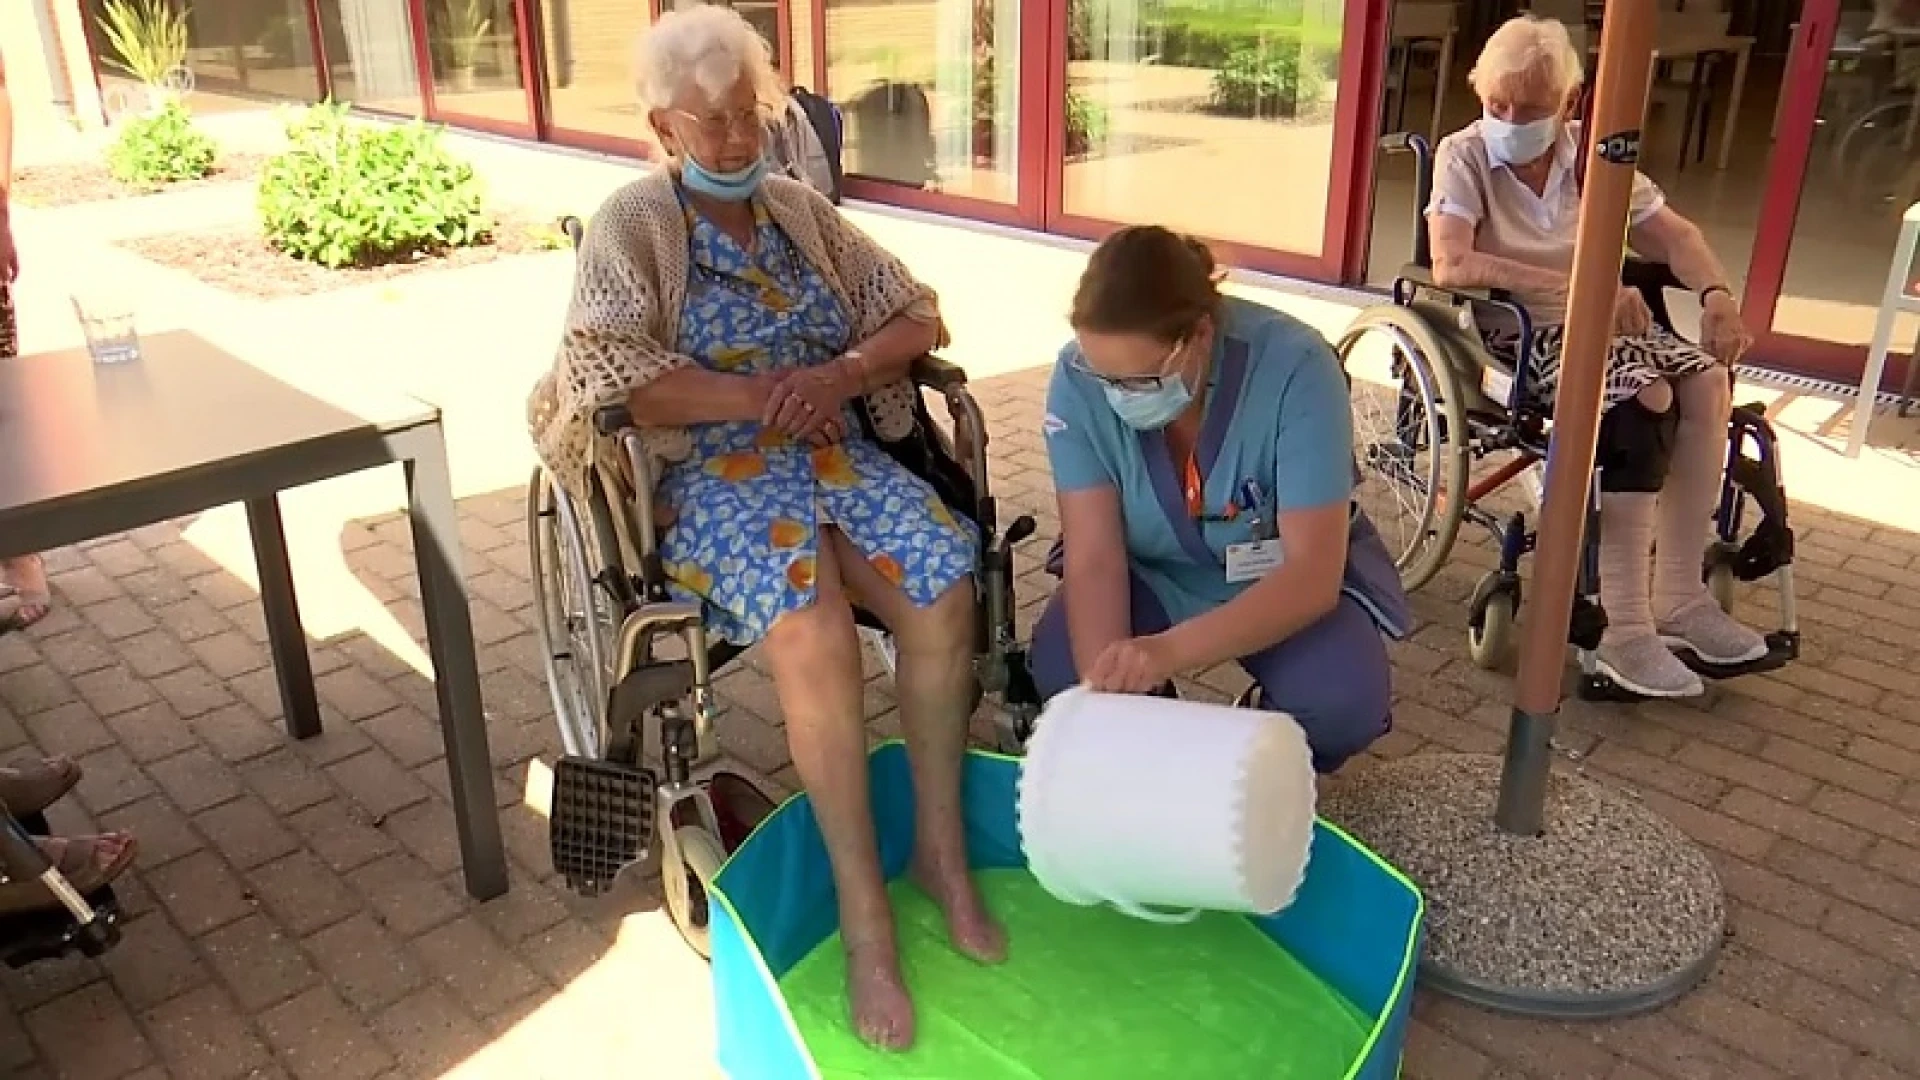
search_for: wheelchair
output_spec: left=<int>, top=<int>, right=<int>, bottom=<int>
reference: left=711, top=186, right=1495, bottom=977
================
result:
left=0, top=801, right=125, bottom=969
left=1338, top=133, right=1801, bottom=700
left=529, top=216, right=1042, bottom=954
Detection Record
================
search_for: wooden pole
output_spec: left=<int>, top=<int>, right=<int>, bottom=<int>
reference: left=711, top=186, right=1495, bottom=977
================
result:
left=1497, top=0, right=1660, bottom=836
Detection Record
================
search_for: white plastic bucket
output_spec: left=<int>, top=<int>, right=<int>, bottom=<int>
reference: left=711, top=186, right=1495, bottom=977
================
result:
left=1016, top=686, right=1317, bottom=923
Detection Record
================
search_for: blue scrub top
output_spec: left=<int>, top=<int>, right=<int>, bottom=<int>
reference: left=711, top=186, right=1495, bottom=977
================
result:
left=1044, top=296, right=1358, bottom=628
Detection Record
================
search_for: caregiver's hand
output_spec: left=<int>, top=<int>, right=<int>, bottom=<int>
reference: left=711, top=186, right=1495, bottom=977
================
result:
left=1085, top=635, right=1178, bottom=695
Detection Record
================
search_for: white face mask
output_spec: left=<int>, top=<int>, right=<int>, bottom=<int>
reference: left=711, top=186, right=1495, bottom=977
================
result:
left=1481, top=112, right=1559, bottom=167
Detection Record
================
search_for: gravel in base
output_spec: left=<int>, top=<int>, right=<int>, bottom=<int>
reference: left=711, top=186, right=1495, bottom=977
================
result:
left=1320, top=753, right=1725, bottom=999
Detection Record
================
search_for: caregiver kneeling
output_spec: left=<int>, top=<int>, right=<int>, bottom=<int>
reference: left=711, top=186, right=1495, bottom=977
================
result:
left=1034, top=226, right=1411, bottom=773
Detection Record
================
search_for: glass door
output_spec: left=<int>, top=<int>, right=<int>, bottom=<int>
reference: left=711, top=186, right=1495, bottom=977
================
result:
left=823, top=0, right=1030, bottom=220
left=536, top=0, right=655, bottom=152
left=415, top=0, right=540, bottom=135
left=1744, top=0, right=1920, bottom=391
left=316, top=0, right=427, bottom=115
left=1046, top=0, right=1357, bottom=278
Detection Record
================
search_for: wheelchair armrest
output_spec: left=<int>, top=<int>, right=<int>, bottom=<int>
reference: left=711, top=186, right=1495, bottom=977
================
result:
left=1397, top=264, right=1518, bottom=307
left=909, top=353, right=968, bottom=394
left=593, top=404, right=634, bottom=436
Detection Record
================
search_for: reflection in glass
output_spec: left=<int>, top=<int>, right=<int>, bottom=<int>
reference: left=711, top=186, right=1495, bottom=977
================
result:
left=315, top=0, right=424, bottom=113
left=95, top=0, right=321, bottom=100
left=1063, top=0, right=1343, bottom=256
left=427, top=0, right=531, bottom=125
left=1775, top=19, right=1920, bottom=353
left=825, top=0, right=1019, bottom=203
left=538, top=0, right=653, bottom=140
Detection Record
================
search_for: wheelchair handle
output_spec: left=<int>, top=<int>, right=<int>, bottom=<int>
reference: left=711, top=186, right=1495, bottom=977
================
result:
left=1381, top=133, right=1437, bottom=269
left=559, top=215, right=585, bottom=250
left=594, top=404, right=635, bottom=436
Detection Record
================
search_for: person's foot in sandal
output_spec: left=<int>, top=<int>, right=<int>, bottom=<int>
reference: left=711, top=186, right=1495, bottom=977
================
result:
left=0, top=757, right=82, bottom=817
left=0, top=555, right=50, bottom=631
left=0, top=832, right=136, bottom=916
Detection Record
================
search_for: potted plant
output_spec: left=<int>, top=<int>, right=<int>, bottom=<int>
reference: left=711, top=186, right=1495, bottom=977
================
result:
left=97, top=0, right=192, bottom=114
left=443, top=0, right=493, bottom=93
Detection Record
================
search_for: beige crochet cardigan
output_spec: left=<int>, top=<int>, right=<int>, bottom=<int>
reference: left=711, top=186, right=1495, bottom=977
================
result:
left=527, top=168, right=942, bottom=498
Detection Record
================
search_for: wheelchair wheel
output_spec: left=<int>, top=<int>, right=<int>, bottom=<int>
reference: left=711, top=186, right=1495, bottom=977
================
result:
left=1338, top=307, right=1470, bottom=592
left=528, top=469, right=620, bottom=760
left=664, top=825, right=729, bottom=959
left=1469, top=587, right=1517, bottom=670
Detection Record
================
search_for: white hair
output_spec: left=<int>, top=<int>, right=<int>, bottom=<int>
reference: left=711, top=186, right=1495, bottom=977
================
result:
left=634, top=5, right=783, bottom=111
left=1470, top=15, right=1585, bottom=102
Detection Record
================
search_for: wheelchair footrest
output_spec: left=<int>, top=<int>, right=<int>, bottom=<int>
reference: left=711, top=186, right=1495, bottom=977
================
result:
left=1, top=885, right=123, bottom=968
left=550, top=757, right=656, bottom=897
left=1679, top=630, right=1800, bottom=681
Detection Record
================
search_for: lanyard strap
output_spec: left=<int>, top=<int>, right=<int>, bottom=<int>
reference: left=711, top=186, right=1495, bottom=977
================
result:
left=1183, top=451, right=1240, bottom=521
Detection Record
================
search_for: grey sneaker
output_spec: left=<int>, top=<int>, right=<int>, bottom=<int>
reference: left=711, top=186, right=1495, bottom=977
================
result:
left=1659, top=594, right=1769, bottom=666
left=1595, top=632, right=1706, bottom=698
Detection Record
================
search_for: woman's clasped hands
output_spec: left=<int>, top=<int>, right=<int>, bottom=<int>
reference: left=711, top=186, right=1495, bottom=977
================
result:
left=759, top=358, right=854, bottom=446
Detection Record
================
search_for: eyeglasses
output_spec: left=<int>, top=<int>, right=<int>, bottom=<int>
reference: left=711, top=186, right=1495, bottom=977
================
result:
left=673, top=104, right=775, bottom=141
left=1072, top=338, right=1188, bottom=393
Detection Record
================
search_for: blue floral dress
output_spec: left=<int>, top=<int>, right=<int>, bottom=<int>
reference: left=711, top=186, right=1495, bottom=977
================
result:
left=656, top=197, right=978, bottom=646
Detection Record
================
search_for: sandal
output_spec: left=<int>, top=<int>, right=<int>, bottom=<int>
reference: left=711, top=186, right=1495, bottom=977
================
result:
left=0, top=832, right=137, bottom=916
left=0, top=555, right=49, bottom=632
left=0, top=757, right=82, bottom=817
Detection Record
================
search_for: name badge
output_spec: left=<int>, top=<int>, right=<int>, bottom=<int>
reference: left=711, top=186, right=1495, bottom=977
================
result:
left=1225, top=538, right=1284, bottom=584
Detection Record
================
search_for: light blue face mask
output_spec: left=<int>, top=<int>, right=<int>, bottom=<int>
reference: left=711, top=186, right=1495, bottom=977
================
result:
left=1481, top=112, right=1559, bottom=167
left=1104, top=377, right=1193, bottom=431
left=681, top=154, right=769, bottom=202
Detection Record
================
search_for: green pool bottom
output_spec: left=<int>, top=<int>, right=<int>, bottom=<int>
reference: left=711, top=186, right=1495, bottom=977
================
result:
left=777, top=868, right=1370, bottom=1080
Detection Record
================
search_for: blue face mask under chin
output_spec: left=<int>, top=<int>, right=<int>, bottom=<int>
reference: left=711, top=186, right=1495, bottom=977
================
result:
left=1104, top=376, right=1193, bottom=431
left=681, top=154, right=769, bottom=202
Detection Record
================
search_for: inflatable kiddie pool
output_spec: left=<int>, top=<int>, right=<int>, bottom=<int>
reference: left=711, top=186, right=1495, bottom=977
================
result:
left=709, top=743, right=1424, bottom=1080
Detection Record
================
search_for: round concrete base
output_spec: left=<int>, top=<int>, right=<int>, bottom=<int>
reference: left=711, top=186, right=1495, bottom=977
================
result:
left=1321, top=753, right=1726, bottom=1019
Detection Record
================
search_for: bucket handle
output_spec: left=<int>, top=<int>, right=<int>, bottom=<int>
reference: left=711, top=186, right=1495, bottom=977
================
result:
left=1102, top=892, right=1201, bottom=924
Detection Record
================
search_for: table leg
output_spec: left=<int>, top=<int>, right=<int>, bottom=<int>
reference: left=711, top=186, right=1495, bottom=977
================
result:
left=404, top=429, right=508, bottom=901
left=246, top=495, right=322, bottom=740
left=1717, top=44, right=1751, bottom=170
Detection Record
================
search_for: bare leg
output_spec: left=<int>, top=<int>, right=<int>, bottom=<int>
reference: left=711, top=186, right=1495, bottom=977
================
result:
left=761, top=535, right=913, bottom=1050
left=0, top=554, right=50, bottom=629
left=828, top=530, right=1005, bottom=964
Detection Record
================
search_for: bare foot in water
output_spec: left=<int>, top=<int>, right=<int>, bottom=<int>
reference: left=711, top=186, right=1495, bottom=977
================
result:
left=845, top=939, right=915, bottom=1050
left=913, top=859, right=1007, bottom=964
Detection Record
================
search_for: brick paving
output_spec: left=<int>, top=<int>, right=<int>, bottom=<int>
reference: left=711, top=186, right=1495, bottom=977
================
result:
left=3, top=375, right=1920, bottom=1079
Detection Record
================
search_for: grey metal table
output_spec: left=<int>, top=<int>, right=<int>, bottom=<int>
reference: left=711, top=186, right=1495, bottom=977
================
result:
left=0, top=331, right=507, bottom=900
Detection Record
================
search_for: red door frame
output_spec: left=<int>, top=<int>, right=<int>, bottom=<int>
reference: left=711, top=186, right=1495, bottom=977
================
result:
left=1736, top=3, right=1912, bottom=389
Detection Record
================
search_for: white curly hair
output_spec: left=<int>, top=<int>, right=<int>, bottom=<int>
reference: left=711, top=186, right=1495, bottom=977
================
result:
left=634, top=5, right=784, bottom=112
left=1469, top=15, right=1585, bottom=104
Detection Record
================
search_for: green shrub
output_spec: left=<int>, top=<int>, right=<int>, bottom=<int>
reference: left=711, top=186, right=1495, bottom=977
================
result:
left=1065, top=90, right=1110, bottom=157
left=1210, top=44, right=1325, bottom=118
left=106, top=100, right=217, bottom=186
left=257, top=103, right=490, bottom=269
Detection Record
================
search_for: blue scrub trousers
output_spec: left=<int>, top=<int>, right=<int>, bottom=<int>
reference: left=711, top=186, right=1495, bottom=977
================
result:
left=1030, top=571, right=1393, bottom=774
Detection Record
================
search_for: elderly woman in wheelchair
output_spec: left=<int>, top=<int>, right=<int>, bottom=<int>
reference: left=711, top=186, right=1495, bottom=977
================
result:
left=525, top=6, right=1033, bottom=1052
left=1343, top=14, right=1799, bottom=699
